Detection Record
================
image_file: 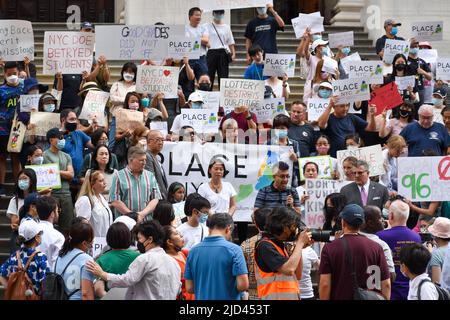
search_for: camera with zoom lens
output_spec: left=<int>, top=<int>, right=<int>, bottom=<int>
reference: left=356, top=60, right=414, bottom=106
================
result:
left=295, top=220, right=332, bottom=243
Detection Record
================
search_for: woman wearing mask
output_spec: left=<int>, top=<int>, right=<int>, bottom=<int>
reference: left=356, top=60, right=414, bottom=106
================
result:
left=75, top=171, right=114, bottom=237
left=344, top=133, right=364, bottom=150
left=385, top=54, right=419, bottom=103
left=431, top=88, right=447, bottom=125
left=322, top=193, right=347, bottom=235
left=83, top=145, right=118, bottom=196
left=25, top=145, right=44, bottom=166
left=379, top=101, right=416, bottom=138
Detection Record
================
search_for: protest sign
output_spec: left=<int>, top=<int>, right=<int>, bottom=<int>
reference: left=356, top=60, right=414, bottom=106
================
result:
left=220, top=78, right=265, bottom=109
left=92, top=237, right=107, bottom=259
left=411, top=21, right=443, bottom=42
left=263, top=54, right=296, bottom=77
left=395, top=76, right=416, bottom=91
left=43, top=32, right=95, bottom=74
left=436, top=58, right=450, bottom=81
left=337, top=145, right=385, bottom=178
left=162, top=142, right=291, bottom=222
left=136, top=65, right=179, bottom=98
left=341, top=52, right=361, bottom=74
left=179, top=109, right=220, bottom=134
left=328, top=31, right=354, bottom=49
left=369, top=82, right=404, bottom=115
left=251, top=98, right=286, bottom=123
left=398, top=156, right=450, bottom=202
left=307, top=98, right=330, bottom=122
left=332, top=78, right=371, bottom=105
left=322, top=57, right=339, bottom=75
left=198, top=91, right=221, bottom=110
left=173, top=201, right=186, bottom=227
left=298, top=156, right=333, bottom=181
left=116, top=109, right=144, bottom=132
left=79, top=91, right=109, bottom=127
left=292, top=13, right=324, bottom=39
left=25, top=163, right=61, bottom=190
left=383, top=39, right=410, bottom=64
left=20, top=94, right=41, bottom=112
left=348, top=61, right=384, bottom=84
left=29, top=112, right=61, bottom=137
left=199, top=0, right=273, bottom=11
left=0, top=20, right=34, bottom=61
left=167, top=37, right=201, bottom=60
left=418, top=49, right=438, bottom=64
left=150, top=121, right=168, bottom=136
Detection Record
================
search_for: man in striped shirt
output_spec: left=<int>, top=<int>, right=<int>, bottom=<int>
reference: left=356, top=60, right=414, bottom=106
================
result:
left=109, top=146, right=161, bottom=222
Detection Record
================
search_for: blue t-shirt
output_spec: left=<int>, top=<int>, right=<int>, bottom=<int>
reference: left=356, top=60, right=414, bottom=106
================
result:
left=324, top=114, right=367, bottom=157
left=400, top=122, right=450, bottom=157
left=0, top=83, right=25, bottom=136
left=63, top=130, right=91, bottom=180
left=185, top=236, right=248, bottom=300
left=244, top=63, right=269, bottom=81
left=54, top=248, right=95, bottom=300
left=244, top=17, right=282, bottom=54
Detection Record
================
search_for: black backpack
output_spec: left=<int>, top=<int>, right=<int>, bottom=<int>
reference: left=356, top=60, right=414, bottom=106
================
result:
left=417, top=279, right=450, bottom=300
left=41, top=252, right=84, bottom=300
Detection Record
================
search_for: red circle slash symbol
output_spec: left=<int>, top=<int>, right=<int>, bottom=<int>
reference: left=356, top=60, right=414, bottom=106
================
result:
left=438, top=157, right=450, bottom=181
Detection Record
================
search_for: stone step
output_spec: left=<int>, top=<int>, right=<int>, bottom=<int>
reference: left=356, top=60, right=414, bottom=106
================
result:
left=0, top=210, right=9, bottom=224
left=0, top=197, right=14, bottom=210
left=0, top=223, right=11, bottom=239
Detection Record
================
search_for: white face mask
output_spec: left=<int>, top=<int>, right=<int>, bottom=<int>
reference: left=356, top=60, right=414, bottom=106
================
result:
left=256, top=7, right=267, bottom=15
left=6, top=75, right=19, bottom=85
left=123, top=73, right=135, bottom=82
left=28, top=89, right=40, bottom=95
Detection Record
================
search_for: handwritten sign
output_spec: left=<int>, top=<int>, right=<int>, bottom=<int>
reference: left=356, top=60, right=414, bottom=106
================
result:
left=341, top=52, right=361, bottom=74
left=436, top=58, right=450, bottom=81
left=328, top=31, right=354, bottom=49
left=29, top=112, right=61, bottom=137
left=332, top=78, right=371, bottom=105
left=20, top=94, right=41, bottom=112
left=299, top=156, right=333, bottom=181
left=337, top=145, right=385, bottom=178
left=199, top=0, right=273, bottom=11
left=383, top=39, right=410, bottom=64
left=251, top=98, right=286, bottom=123
left=116, top=109, right=144, bottom=132
left=92, top=237, right=107, bottom=259
left=398, top=156, right=450, bottom=202
left=411, top=21, right=443, bottom=42
left=25, top=163, right=61, bottom=190
left=180, top=109, right=219, bottom=134
left=79, top=91, right=109, bottom=127
left=418, top=49, right=438, bottom=64
left=292, top=13, right=324, bottom=39
left=136, top=65, right=179, bottom=98
left=395, top=75, right=416, bottom=91
left=43, top=32, right=95, bottom=75
left=307, top=98, right=330, bottom=122
left=263, top=54, right=296, bottom=77
left=322, top=57, right=339, bottom=75
left=167, top=37, right=201, bottom=59
left=348, top=61, right=384, bottom=84
left=198, top=91, right=221, bottom=110
left=0, top=20, right=34, bottom=61
left=369, top=82, right=404, bottom=115
left=150, top=121, right=168, bottom=136
left=220, top=78, right=265, bottom=109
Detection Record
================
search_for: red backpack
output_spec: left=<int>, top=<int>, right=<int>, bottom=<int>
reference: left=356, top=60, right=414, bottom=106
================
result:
left=4, top=251, right=40, bottom=300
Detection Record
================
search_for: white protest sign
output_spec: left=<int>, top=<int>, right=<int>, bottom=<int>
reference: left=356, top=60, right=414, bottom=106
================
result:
left=220, top=78, right=265, bottom=109
left=0, top=20, right=34, bottom=61
left=411, top=21, right=443, bottom=42
left=307, top=98, right=330, bottom=122
left=299, top=156, right=333, bottom=181
left=332, top=78, right=370, bottom=104
left=95, top=25, right=185, bottom=60
left=292, top=13, right=324, bottom=39
left=395, top=76, right=416, bottom=91
left=116, top=109, right=144, bottom=132
left=328, top=31, right=354, bottom=49
left=263, top=54, right=296, bottom=77
left=337, top=145, right=385, bottom=178
left=418, top=49, right=438, bottom=64
left=251, top=97, right=286, bottom=123
left=383, top=39, right=410, bottom=64
left=20, top=94, right=41, bottom=112
left=43, top=32, right=95, bottom=75
left=341, top=52, right=361, bottom=74
left=136, top=65, right=179, bottom=98
left=79, top=91, right=109, bottom=127
left=150, top=121, right=168, bottom=136
left=162, top=141, right=292, bottom=222
left=348, top=61, right=384, bottom=84
left=92, top=237, right=107, bottom=258
left=322, top=57, right=339, bottom=75
left=29, top=112, right=61, bottom=137
left=398, top=156, right=450, bottom=202
left=25, top=163, right=61, bottom=190
left=179, top=109, right=219, bottom=134
left=167, top=37, right=201, bottom=60
left=436, top=58, right=450, bottom=81
left=199, top=0, right=273, bottom=11
left=198, top=91, right=221, bottom=110
left=173, top=201, right=186, bottom=227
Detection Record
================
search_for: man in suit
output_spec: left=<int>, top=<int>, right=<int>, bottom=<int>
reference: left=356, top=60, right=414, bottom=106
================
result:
left=340, top=160, right=389, bottom=211
left=145, top=130, right=168, bottom=199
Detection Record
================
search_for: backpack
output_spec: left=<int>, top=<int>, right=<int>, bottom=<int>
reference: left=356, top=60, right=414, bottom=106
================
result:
left=4, top=251, right=40, bottom=300
left=41, top=252, right=84, bottom=300
left=418, top=279, right=450, bottom=300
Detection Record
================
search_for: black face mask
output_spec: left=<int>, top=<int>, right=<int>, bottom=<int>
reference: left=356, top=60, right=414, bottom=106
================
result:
left=399, top=110, right=411, bottom=118
left=137, top=240, right=147, bottom=253
left=395, top=63, right=406, bottom=72
left=325, top=207, right=338, bottom=217
left=198, top=83, right=212, bottom=91
left=65, top=122, right=77, bottom=132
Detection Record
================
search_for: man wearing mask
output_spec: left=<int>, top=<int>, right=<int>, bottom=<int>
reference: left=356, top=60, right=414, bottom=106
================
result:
left=169, top=91, right=205, bottom=137
left=376, top=19, right=405, bottom=60
left=408, top=38, right=433, bottom=107
left=431, top=87, right=447, bottom=124
left=245, top=3, right=285, bottom=65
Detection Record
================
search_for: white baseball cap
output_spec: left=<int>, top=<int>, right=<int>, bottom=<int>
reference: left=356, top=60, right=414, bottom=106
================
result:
left=312, top=39, right=329, bottom=52
left=188, top=91, right=204, bottom=103
left=18, top=220, right=43, bottom=242
left=318, top=81, right=333, bottom=90
left=114, top=216, right=137, bottom=231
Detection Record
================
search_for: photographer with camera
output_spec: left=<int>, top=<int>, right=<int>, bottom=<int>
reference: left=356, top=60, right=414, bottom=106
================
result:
left=254, top=207, right=312, bottom=300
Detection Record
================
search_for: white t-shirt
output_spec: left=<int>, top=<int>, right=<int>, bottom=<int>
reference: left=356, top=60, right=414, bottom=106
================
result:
left=265, top=79, right=291, bottom=98
left=198, top=182, right=237, bottom=214
left=177, top=222, right=209, bottom=250
left=300, top=247, right=319, bottom=299
left=185, top=24, right=209, bottom=56
left=204, top=22, right=235, bottom=50
left=408, top=273, right=439, bottom=300
left=170, top=114, right=182, bottom=134
left=7, top=197, right=24, bottom=218
left=75, top=195, right=114, bottom=237
left=36, top=220, right=65, bottom=270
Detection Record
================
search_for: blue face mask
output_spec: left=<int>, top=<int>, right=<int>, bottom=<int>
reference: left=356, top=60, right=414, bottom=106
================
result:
left=199, top=212, right=208, bottom=224
left=214, top=14, right=224, bottom=21
left=432, top=98, right=444, bottom=107
left=141, top=98, right=150, bottom=108
left=409, top=47, right=419, bottom=56
left=57, top=139, right=66, bottom=150
left=192, top=102, right=203, bottom=109
left=43, top=104, right=56, bottom=113
left=319, top=89, right=332, bottom=99
left=275, top=129, right=288, bottom=139
left=342, top=47, right=351, bottom=56
left=18, top=179, right=30, bottom=191
left=322, top=47, right=330, bottom=57
left=391, top=27, right=398, bottom=36
left=313, top=34, right=322, bottom=41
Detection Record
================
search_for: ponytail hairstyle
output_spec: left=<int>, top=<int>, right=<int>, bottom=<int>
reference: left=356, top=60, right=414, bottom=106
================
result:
left=59, top=220, right=94, bottom=257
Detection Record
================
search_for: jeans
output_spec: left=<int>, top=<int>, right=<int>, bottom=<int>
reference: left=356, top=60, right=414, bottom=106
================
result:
left=189, top=55, right=208, bottom=80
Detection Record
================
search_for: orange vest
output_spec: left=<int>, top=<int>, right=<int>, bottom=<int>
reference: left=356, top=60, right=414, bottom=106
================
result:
left=254, top=239, right=300, bottom=300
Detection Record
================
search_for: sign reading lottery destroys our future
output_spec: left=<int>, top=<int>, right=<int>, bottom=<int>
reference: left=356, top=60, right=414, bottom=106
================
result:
left=220, top=79, right=265, bottom=109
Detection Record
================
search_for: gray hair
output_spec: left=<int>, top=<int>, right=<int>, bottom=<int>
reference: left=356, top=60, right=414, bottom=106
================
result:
left=389, top=200, right=410, bottom=222
left=127, top=146, right=147, bottom=162
left=222, top=118, right=238, bottom=130
left=418, top=104, right=434, bottom=115
left=356, top=160, right=370, bottom=172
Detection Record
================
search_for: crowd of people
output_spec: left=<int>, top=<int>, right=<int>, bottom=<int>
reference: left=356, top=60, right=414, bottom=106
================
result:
left=0, top=4, right=450, bottom=301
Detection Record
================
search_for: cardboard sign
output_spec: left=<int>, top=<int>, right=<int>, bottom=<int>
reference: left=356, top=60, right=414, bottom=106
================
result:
left=220, top=78, right=265, bottom=109
left=337, top=145, right=385, bottom=178
left=0, top=20, right=34, bottom=61
left=292, top=13, right=324, bottom=39
left=341, top=52, right=361, bottom=74
left=348, top=61, right=384, bottom=84
left=179, top=109, right=219, bottom=134
left=199, top=0, right=273, bottom=11
left=395, top=75, right=416, bottom=91
left=116, top=109, right=144, bottom=132
left=251, top=98, right=286, bottom=123
left=298, top=156, right=333, bottom=181
left=398, top=156, right=450, bottom=202
left=29, top=112, right=61, bottom=137
left=198, top=91, right=221, bottom=110
left=307, top=98, right=330, bottom=122
left=150, top=121, right=168, bottom=136
left=43, top=32, right=95, bottom=74
left=332, top=78, right=371, bottom=104
left=369, top=82, right=404, bottom=115
left=411, top=21, right=443, bottom=42
left=167, top=37, right=201, bottom=60
left=418, top=49, right=438, bottom=64
left=263, top=54, right=296, bottom=77
left=322, top=57, right=339, bottom=75
left=383, top=39, right=410, bottom=64
left=25, top=163, right=61, bottom=190
left=79, top=91, right=109, bottom=127
left=436, top=58, right=450, bottom=81
left=136, top=65, right=179, bottom=98
left=328, top=31, right=354, bottom=49
left=20, top=94, right=41, bottom=112
left=92, top=237, right=107, bottom=259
